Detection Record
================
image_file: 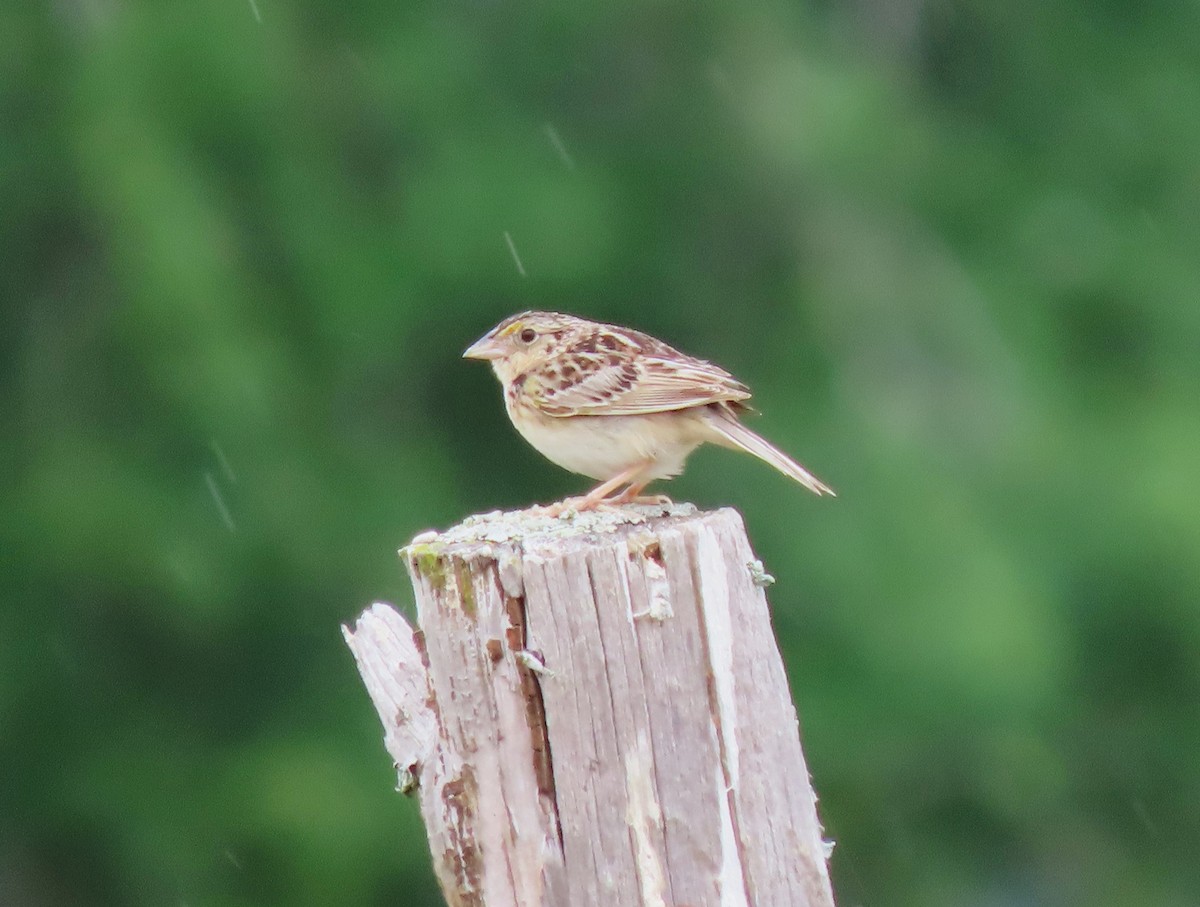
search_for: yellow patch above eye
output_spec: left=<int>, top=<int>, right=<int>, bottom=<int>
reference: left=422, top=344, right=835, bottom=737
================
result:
left=497, top=322, right=523, bottom=338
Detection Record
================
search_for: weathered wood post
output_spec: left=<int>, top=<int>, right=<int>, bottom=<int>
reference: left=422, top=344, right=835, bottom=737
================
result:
left=344, top=504, right=835, bottom=907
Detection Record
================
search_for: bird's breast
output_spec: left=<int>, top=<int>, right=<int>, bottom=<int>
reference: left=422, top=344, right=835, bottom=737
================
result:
left=504, top=399, right=704, bottom=482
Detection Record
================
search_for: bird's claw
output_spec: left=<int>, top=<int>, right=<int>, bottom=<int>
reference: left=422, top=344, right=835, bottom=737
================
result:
left=620, top=493, right=672, bottom=506
left=536, top=491, right=661, bottom=518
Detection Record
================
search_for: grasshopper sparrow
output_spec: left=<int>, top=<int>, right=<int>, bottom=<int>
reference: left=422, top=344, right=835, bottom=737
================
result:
left=463, top=311, right=835, bottom=510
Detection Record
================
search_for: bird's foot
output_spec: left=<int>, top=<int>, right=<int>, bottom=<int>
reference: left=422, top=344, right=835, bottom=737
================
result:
left=535, top=495, right=622, bottom=518
left=538, top=491, right=668, bottom=518
left=537, top=466, right=662, bottom=517
left=619, top=493, right=672, bottom=506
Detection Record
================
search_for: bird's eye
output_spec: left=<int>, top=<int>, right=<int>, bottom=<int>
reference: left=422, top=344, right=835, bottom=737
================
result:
left=518, top=327, right=537, bottom=344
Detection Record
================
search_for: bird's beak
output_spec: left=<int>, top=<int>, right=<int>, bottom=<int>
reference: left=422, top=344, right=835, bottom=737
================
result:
left=463, top=334, right=505, bottom=361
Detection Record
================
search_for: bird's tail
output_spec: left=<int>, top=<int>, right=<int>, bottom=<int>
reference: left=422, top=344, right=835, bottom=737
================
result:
left=703, top=406, right=835, bottom=497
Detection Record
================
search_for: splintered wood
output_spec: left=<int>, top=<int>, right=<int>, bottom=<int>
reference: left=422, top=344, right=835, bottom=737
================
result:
left=343, top=505, right=835, bottom=907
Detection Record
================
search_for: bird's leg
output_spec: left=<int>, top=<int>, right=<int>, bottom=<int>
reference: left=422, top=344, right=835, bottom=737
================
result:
left=612, top=482, right=672, bottom=506
left=542, top=463, right=651, bottom=515
left=575, top=464, right=649, bottom=511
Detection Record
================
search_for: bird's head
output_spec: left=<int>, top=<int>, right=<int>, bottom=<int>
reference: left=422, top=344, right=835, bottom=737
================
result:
left=463, top=311, right=579, bottom=384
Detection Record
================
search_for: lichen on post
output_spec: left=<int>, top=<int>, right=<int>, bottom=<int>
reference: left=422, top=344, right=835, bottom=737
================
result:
left=344, top=504, right=835, bottom=907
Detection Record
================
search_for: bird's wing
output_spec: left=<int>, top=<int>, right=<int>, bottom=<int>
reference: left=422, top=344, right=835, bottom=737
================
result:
left=527, top=348, right=752, bottom=417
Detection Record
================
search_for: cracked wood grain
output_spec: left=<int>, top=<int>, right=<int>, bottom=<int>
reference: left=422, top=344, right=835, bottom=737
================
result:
left=344, top=505, right=835, bottom=907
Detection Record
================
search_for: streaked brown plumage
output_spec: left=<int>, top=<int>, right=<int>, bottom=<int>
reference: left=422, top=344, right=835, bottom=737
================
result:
left=463, top=311, right=834, bottom=510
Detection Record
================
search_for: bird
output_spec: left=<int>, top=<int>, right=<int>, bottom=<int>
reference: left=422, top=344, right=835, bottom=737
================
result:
left=463, top=311, right=834, bottom=511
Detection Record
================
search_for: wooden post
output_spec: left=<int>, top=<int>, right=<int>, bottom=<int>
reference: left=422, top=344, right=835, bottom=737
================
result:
left=343, top=505, right=835, bottom=907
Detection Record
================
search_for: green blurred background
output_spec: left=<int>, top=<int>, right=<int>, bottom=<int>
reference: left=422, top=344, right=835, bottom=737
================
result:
left=3, top=0, right=1198, bottom=905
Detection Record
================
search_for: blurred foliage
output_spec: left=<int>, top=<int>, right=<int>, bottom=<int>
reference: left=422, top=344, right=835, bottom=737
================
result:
left=2, top=0, right=1198, bottom=905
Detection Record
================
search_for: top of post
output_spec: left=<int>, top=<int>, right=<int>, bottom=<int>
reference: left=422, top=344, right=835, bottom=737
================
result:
left=403, top=502, right=743, bottom=558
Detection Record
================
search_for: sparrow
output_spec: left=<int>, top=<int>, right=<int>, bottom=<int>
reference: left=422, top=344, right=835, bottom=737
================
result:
left=464, top=311, right=834, bottom=510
